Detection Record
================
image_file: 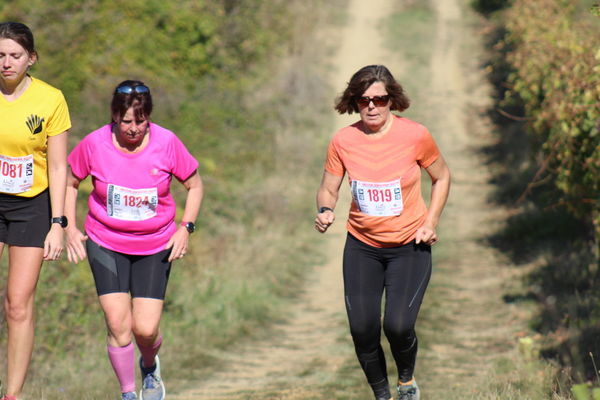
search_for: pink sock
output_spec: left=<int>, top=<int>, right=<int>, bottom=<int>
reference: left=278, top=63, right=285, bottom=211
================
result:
left=107, top=342, right=136, bottom=393
left=137, top=335, right=163, bottom=368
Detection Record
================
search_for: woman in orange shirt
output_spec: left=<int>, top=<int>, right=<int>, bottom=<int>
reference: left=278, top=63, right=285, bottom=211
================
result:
left=315, top=65, right=450, bottom=400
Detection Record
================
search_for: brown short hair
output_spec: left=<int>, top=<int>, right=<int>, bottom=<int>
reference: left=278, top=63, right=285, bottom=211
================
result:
left=0, top=22, right=37, bottom=57
left=334, top=65, right=410, bottom=114
left=110, top=80, right=153, bottom=122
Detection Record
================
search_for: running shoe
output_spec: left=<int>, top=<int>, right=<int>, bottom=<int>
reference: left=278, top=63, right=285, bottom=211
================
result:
left=122, top=392, right=137, bottom=400
left=139, top=355, right=165, bottom=400
left=397, top=380, right=420, bottom=400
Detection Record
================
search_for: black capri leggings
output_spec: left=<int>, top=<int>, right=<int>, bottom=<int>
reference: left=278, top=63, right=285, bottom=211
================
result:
left=343, top=233, right=431, bottom=396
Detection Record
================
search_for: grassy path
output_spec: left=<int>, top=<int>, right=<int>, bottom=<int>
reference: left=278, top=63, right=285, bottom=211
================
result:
left=170, top=0, right=397, bottom=398
left=171, top=0, right=549, bottom=399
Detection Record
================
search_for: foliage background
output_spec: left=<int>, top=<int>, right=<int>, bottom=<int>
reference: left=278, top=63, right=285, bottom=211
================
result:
left=0, top=1, right=344, bottom=398
left=475, top=0, right=600, bottom=388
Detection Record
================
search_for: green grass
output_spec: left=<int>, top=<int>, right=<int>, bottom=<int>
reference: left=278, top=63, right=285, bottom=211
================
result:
left=0, top=2, right=342, bottom=399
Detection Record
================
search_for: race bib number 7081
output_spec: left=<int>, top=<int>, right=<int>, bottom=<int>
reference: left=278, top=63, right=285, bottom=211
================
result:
left=0, top=154, right=34, bottom=194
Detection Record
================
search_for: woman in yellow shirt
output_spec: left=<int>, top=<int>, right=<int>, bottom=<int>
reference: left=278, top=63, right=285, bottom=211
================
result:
left=0, top=22, right=71, bottom=400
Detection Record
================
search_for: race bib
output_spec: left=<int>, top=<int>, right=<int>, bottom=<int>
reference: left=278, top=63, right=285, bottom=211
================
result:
left=351, top=179, right=403, bottom=216
left=0, top=154, right=34, bottom=194
left=106, top=184, right=158, bottom=221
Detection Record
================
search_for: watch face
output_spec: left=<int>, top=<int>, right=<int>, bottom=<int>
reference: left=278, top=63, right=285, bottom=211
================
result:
left=185, top=222, right=195, bottom=233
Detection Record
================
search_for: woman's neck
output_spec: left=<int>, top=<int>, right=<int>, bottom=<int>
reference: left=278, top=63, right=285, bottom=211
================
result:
left=362, top=114, right=394, bottom=137
left=112, top=126, right=150, bottom=154
left=1, top=74, right=32, bottom=101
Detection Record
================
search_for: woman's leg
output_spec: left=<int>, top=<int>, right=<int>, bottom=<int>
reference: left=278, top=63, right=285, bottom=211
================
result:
left=86, top=239, right=139, bottom=394
left=4, top=246, right=44, bottom=397
left=382, top=242, right=432, bottom=383
left=130, top=249, right=171, bottom=369
left=132, top=298, right=164, bottom=367
left=100, top=293, right=134, bottom=347
left=343, top=234, right=390, bottom=399
left=130, top=250, right=170, bottom=400
left=99, top=293, right=136, bottom=394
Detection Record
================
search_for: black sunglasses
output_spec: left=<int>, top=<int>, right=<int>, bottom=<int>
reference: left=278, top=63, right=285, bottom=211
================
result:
left=114, top=85, right=150, bottom=95
left=356, top=95, right=390, bottom=107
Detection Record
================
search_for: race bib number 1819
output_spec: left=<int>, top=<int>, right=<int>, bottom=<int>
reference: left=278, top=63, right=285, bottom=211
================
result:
left=351, top=179, right=403, bottom=216
left=106, top=184, right=158, bottom=221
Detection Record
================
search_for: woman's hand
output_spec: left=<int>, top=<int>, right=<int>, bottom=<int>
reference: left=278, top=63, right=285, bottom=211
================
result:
left=315, top=210, right=335, bottom=233
left=165, top=226, right=190, bottom=262
left=43, top=224, right=64, bottom=261
left=315, top=171, right=343, bottom=234
left=418, top=156, right=450, bottom=247
left=415, top=224, right=438, bottom=246
left=65, top=227, right=88, bottom=263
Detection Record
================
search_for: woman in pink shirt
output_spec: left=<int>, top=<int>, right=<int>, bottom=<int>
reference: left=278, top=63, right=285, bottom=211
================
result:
left=65, top=80, right=203, bottom=400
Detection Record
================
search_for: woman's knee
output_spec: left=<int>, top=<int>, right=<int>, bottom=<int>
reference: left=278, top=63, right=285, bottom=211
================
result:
left=132, top=321, right=159, bottom=343
left=349, top=323, right=381, bottom=350
left=383, top=322, right=414, bottom=348
left=104, top=313, right=132, bottom=341
left=4, top=293, right=34, bottom=324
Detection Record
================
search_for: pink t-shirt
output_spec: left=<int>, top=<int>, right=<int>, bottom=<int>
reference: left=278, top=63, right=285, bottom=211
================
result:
left=68, top=123, right=199, bottom=255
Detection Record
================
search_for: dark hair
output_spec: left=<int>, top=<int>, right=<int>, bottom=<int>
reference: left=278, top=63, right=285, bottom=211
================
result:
left=0, top=22, right=37, bottom=57
left=110, top=80, right=153, bottom=122
left=334, top=65, right=410, bottom=114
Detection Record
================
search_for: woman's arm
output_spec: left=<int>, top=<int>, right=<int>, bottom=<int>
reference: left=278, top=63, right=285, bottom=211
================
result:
left=165, top=171, right=203, bottom=261
left=415, top=155, right=451, bottom=245
left=44, top=131, right=68, bottom=260
left=64, top=167, right=88, bottom=263
left=315, top=171, right=344, bottom=233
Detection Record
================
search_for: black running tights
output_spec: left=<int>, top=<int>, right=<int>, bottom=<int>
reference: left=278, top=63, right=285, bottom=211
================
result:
left=343, top=233, right=432, bottom=398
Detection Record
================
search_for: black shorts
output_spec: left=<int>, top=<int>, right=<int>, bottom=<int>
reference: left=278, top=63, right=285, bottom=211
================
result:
left=86, top=239, right=172, bottom=299
left=0, top=190, right=51, bottom=248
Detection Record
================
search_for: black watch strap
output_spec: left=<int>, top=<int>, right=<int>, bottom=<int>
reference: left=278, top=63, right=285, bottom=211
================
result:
left=51, top=216, right=68, bottom=228
left=318, top=207, right=333, bottom=214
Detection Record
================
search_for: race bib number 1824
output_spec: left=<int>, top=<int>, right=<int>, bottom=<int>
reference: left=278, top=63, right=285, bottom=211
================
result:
left=106, top=184, right=158, bottom=221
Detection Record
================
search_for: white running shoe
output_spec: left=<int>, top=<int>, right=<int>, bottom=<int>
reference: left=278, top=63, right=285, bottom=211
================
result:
left=139, top=355, right=165, bottom=400
left=397, top=380, right=420, bottom=400
left=122, top=392, right=137, bottom=400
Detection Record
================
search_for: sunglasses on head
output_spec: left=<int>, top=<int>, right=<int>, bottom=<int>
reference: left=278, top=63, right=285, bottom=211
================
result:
left=356, top=95, right=390, bottom=107
left=114, top=85, right=150, bottom=95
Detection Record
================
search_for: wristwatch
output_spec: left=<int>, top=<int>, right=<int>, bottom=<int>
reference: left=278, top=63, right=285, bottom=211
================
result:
left=51, top=216, right=68, bottom=228
left=318, top=207, right=333, bottom=214
left=181, top=221, right=195, bottom=233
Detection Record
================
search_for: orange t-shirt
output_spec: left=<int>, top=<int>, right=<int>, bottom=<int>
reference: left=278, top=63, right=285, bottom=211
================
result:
left=325, top=115, right=440, bottom=247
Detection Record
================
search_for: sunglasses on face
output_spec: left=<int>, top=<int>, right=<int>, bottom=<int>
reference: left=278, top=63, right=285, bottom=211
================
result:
left=356, top=95, right=390, bottom=107
left=114, top=85, right=150, bottom=95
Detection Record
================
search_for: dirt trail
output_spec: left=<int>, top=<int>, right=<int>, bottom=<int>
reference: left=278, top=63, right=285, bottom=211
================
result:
left=171, top=1, right=396, bottom=399
left=172, top=0, right=524, bottom=399
left=416, top=0, right=529, bottom=398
